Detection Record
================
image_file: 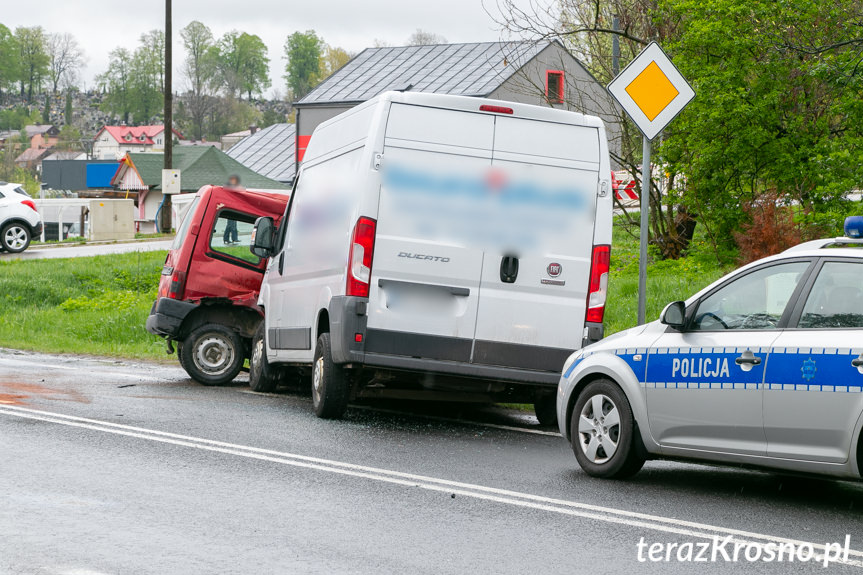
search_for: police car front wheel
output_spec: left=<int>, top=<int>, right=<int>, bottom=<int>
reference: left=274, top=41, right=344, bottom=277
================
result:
left=571, top=379, right=645, bottom=479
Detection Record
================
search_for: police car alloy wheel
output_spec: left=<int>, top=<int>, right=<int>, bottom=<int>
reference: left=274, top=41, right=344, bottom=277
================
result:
left=571, top=379, right=645, bottom=479
left=1, top=223, right=31, bottom=253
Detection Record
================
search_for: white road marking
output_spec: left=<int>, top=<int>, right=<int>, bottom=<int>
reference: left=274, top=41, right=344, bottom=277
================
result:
left=1, top=404, right=859, bottom=567
left=0, top=357, right=167, bottom=381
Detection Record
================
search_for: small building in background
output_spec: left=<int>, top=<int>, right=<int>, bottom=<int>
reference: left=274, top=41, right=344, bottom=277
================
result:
left=111, top=146, right=288, bottom=233
left=225, top=123, right=295, bottom=185
left=293, top=40, right=621, bottom=171
left=24, top=124, right=60, bottom=149
left=221, top=126, right=258, bottom=151
left=92, top=125, right=182, bottom=160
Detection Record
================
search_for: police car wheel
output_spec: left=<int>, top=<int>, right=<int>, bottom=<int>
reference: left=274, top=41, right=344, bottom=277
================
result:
left=571, top=379, right=645, bottom=479
left=181, top=324, right=244, bottom=386
left=249, top=322, right=280, bottom=393
left=311, top=333, right=351, bottom=419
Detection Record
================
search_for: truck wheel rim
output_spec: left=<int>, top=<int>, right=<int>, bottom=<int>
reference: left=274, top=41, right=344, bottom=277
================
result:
left=312, top=357, right=324, bottom=405
left=194, top=334, right=234, bottom=376
left=4, top=226, right=27, bottom=250
left=577, top=394, right=621, bottom=464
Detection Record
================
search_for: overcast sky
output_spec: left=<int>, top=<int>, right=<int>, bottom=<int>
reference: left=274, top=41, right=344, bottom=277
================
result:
left=1, top=0, right=535, bottom=97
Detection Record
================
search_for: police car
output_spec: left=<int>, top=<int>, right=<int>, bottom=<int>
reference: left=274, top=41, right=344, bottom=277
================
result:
left=558, top=217, right=863, bottom=479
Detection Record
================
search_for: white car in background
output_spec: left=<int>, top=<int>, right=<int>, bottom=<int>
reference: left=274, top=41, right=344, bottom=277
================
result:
left=0, top=182, right=42, bottom=253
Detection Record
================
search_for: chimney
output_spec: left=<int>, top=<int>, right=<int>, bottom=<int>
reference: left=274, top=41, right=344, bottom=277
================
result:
left=249, top=125, right=258, bottom=135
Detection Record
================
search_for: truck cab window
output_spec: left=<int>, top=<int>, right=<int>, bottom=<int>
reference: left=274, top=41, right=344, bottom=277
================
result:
left=210, top=211, right=260, bottom=265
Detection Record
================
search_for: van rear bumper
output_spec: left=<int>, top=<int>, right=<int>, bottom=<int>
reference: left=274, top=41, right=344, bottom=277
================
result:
left=145, top=297, right=197, bottom=338
left=328, top=295, right=568, bottom=388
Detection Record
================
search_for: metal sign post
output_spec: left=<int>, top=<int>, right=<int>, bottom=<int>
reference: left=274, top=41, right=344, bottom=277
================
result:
left=607, top=42, right=695, bottom=324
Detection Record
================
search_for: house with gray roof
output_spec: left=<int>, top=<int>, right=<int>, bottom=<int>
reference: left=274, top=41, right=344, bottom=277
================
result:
left=225, top=123, right=296, bottom=185
left=293, top=40, right=620, bottom=170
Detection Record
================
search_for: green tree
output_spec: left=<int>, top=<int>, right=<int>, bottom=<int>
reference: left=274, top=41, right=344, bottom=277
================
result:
left=318, top=44, right=352, bottom=80
left=283, top=30, right=322, bottom=99
left=97, top=48, right=134, bottom=124
left=0, top=24, right=19, bottom=102
left=214, top=31, right=271, bottom=100
left=14, top=26, right=49, bottom=102
left=57, top=123, right=82, bottom=151
left=180, top=21, right=218, bottom=140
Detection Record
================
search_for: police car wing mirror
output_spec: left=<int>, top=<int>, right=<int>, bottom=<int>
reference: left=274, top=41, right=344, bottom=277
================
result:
left=660, top=301, right=686, bottom=329
left=250, top=216, right=275, bottom=258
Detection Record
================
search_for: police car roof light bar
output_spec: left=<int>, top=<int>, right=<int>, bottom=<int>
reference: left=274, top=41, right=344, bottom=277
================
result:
left=845, top=216, right=863, bottom=239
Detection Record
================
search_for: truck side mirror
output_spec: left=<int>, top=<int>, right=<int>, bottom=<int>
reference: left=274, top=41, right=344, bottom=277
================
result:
left=250, top=216, right=275, bottom=258
left=660, top=301, right=686, bottom=329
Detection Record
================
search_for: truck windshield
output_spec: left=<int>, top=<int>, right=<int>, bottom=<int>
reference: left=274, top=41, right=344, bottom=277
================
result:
left=172, top=197, right=200, bottom=250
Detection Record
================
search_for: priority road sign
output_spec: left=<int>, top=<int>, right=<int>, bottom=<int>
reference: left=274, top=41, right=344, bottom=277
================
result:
left=607, top=42, right=694, bottom=141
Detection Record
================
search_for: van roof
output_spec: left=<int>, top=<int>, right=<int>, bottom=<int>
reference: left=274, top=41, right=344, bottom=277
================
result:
left=330, top=91, right=605, bottom=130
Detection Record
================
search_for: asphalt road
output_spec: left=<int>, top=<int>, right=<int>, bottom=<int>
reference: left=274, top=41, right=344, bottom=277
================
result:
left=2, top=349, right=863, bottom=574
left=2, top=239, right=173, bottom=261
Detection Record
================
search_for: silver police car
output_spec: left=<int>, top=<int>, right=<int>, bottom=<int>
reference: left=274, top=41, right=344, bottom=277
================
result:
left=558, top=217, right=863, bottom=479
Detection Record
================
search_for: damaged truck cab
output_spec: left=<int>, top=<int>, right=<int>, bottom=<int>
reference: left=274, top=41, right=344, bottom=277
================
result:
left=146, top=185, right=290, bottom=385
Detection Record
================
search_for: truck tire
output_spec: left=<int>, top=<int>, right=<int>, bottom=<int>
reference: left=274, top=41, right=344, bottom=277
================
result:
left=249, top=322, right=280, bottom=392
left=1, top=223, right=31, bottom=253
left=570, top=379, right=645, bottom=479
left=181, top=324, right=244, bottom=386
left=534, top=394, right=558, bottom=427
left=176, top=341, right=189, bottom=373
left=311, top=332, right=351, bottom=419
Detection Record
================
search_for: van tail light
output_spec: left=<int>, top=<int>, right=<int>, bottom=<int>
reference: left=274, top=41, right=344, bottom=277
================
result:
left=346, top=217, right=377, bottom=298
left=21, top=199, right=37, bottom=212
left=585, top=245, right=610, bottom=323
left=167, top=270, right=187, bottom=300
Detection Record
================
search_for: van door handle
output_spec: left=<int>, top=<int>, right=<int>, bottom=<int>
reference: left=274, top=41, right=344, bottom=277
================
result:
left=278, top=252, right=285, bottom=275
left=500, top=255, right=519, bottom=283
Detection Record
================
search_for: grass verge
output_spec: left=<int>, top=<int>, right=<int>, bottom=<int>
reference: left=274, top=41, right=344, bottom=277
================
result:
left=0, top=250, right=169, bottom=360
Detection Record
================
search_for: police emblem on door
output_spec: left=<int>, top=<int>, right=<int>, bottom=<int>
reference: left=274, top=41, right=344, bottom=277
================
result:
left=547, top=263, right=562, bottom=277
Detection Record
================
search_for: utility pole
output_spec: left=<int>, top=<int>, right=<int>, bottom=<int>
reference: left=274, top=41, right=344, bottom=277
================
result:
left=160, top=0, right=173, bottom=233
left=612, top=15, right=620, bottom=76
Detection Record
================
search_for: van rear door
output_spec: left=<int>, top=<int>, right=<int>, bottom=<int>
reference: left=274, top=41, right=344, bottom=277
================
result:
left=472, top=116, right=601, bottom=372
left=365, top=103, right=493, bottom=362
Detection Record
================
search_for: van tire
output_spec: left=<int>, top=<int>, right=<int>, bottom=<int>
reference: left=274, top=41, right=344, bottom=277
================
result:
left=570, top=379, right=645, bottom=479
left=312, top=333, right=350, bottom=419
left=181, top=324, right=244, bottom=386
left=534, top=394, right=558, bottom=427
left=249, top=322, right=280, bottom=392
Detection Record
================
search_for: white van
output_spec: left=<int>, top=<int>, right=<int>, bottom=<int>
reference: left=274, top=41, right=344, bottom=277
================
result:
left=249, top=92, right=613, bottom=423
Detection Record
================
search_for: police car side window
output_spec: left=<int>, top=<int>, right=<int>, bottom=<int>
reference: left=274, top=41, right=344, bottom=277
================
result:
left=691, top=262, right=810, bottom=331
left=798, top=262, right=863, bottom=329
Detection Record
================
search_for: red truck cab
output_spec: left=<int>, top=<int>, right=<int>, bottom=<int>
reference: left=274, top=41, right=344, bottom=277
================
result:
left=146, top=184, right=289, bottom=385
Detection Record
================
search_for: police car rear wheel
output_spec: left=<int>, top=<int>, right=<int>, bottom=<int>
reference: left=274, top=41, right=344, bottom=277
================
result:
left=571, top=379, right=645, bottom=479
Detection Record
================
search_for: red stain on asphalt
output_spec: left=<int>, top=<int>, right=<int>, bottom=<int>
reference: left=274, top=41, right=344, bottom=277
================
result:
left=0, top=382, right=90, bottom=404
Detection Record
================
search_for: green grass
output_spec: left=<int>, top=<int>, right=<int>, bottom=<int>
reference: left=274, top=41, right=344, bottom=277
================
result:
left=604, top=225, right=734, bottom=335
left=0, top=250, right=169, bottom=360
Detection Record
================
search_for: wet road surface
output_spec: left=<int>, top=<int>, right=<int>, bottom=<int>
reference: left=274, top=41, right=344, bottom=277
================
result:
left=1, top=239, right=173, bottom=261
left=2, top=348, right=863, bottom=574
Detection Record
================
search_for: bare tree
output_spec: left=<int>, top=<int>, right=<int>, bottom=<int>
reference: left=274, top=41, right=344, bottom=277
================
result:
left=406, top=29, right=448, bottom=46
left=47, top=32, right=85, bottom=94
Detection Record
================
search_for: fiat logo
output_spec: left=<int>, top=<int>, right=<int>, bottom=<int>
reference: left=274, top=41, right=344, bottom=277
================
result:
left=547, top=263, right=562, bottom=277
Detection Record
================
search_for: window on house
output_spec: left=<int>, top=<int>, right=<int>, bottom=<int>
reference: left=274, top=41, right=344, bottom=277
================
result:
left=546, top=70, right=564, bottom=104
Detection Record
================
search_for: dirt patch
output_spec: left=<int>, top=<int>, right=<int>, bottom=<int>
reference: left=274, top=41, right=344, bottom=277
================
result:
left=0, top=381, right=90, bottom=404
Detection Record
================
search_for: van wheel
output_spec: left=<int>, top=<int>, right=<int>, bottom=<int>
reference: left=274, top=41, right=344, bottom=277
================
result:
left=181, top=324, right=244, bottom=386
left=534, top=394, right=558, bottom=427
left=570, top=379, right=645, bottom=479
left=249, top=322, right=280, bottom=392
left=312, top=333, right=350, bottom=419
left=1, top=223, right=31, bottom=253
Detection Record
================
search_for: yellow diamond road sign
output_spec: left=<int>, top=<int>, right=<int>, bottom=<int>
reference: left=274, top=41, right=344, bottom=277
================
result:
left=608, top=42, right=694, bottom=140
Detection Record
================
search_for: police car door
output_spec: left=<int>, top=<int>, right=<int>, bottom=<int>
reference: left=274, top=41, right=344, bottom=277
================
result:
left=645, top=260, right=813, bottom=456
left=763, top=258, right=863, bottom=463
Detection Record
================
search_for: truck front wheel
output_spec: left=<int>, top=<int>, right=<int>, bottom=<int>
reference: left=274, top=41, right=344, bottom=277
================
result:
left=181, top=324, right=244, bottom=386
left=311, top=333, right=351, bottom=419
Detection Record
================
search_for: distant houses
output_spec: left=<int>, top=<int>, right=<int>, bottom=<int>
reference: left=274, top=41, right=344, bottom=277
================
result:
left=92, top=125, right=182, bottom=160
